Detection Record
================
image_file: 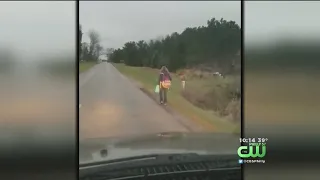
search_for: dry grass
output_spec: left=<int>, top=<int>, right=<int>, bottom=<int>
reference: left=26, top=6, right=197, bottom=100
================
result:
left=245, top=72, right=320, bottom=124
left=179, top=69, right=241, bottom=121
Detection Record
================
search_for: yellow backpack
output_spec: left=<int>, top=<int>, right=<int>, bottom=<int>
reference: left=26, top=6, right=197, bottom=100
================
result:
left=161, top=74, right=171, bottom=89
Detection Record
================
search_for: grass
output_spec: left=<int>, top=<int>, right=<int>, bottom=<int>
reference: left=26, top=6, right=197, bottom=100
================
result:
left=79, top=61, right=96, bottom=73
left=245, top=72, right=319, bottom=124
left=113, top=63, right=238, bottom=133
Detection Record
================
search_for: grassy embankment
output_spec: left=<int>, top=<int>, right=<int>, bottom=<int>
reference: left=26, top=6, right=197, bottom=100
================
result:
left=113, top=63, right=239, bottom=133
left=79, top=61, right=96, bottom=73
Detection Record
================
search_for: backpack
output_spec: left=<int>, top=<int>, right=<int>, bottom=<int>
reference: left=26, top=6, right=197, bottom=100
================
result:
left=161, top=73, right=171, bottom=89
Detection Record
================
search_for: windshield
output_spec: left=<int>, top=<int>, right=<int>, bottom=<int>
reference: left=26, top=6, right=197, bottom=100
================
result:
left=79, top=1, right=241, bottom=163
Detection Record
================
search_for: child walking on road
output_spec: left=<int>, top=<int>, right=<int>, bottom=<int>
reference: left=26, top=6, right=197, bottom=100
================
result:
left=158, top=66, right=172, bottom=105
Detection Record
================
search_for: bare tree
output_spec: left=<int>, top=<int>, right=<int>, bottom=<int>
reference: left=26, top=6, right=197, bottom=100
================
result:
left=94, top=44, right=103, bottom=60
left=79, top=24, right=83, bottom=61
left=105, top=48, right=114, bottom=59
left=81, top=42, right=89, bottom=61
left=88, top=29, right=100, bottom=60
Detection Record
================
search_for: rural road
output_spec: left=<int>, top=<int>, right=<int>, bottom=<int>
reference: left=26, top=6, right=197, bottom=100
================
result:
left=79, top=62, right=205, bottom=140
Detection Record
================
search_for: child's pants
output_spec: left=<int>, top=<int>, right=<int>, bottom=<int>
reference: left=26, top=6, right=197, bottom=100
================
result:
left=159, top=88, right=168, bottom=103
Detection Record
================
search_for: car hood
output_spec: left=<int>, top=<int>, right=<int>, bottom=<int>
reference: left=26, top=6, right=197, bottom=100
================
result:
left=79, top=132, right=240, bottom=165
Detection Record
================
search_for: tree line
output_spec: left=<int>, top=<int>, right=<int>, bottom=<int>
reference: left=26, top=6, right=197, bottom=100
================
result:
left=107, top=18, right=241, bottom=72
left=79, top=24, right=104, bottom=62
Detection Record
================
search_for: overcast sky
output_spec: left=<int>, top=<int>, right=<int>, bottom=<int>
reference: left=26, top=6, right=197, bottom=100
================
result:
left=80, top=1, right=241, bottom=50
left=2, top=1, right=319, bottom=58
left=245, top=1, right=320, bottom=44
left=0, top=2, right=75, bottom=60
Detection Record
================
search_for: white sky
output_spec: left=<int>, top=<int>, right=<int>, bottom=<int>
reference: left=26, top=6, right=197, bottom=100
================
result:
left=80, top=1, right=241, bottom=50
left=2, top=1, right=319, bottom=59
left=245, top=1, right=320, bottom=44
left=0, top=2, right=75, bottom=60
